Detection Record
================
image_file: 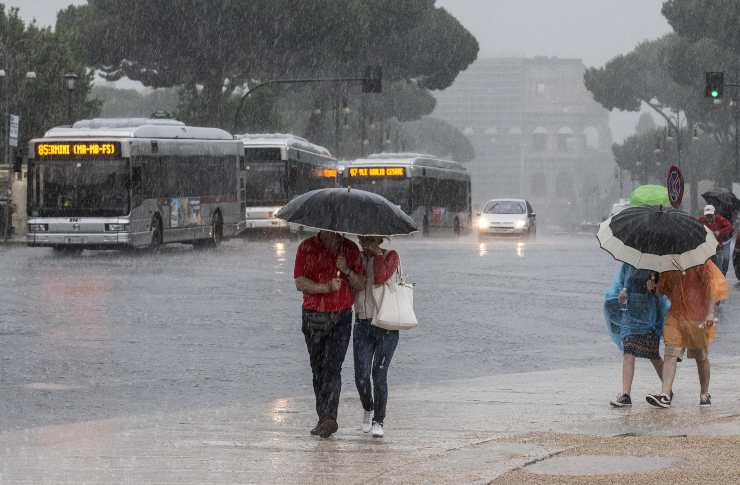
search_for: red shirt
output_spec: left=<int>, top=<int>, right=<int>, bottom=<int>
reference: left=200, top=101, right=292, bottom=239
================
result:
left=294, top=235, right=363, bottom=312
left=365, top=250, right=400, bottom=284
left=698, top=214, right=733, bottom=242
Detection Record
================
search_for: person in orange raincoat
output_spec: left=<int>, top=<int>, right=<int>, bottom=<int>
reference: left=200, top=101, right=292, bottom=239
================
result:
left=645, top=260, right=729, bottom=408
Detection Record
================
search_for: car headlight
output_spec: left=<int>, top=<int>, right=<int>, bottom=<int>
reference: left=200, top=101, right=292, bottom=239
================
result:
left=514, top=219, right=527, bottom=229
left=478, top=218, right=488, bottom=229
left=29, top=223, right=48, bottom=232
left=105, top=223, right=128, bottom=232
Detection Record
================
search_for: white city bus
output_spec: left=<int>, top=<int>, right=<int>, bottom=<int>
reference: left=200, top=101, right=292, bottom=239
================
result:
left=26, top=118, right=243, bottom=252
left=235, top=133, right=337, bottom=232
left=341, top=153, right=472, bottom=235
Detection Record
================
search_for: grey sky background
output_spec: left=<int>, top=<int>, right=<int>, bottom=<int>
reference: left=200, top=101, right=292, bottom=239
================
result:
left=16, top=0, right=672, bottom=140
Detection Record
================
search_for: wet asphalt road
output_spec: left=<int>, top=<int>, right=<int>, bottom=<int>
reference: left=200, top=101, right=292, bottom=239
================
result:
left=0, top=234, right=738, bottom=431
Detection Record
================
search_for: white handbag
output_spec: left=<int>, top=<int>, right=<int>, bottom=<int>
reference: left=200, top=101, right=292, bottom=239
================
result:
left=371, top=266, right=418, bottom=331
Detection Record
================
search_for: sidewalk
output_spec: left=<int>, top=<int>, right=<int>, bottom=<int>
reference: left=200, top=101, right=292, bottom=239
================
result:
left=1, top=359, right=740, bottom=483
left=0, top=235, right=25, bottom=246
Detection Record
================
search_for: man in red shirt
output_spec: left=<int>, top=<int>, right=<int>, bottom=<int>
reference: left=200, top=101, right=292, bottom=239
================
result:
left=294, top=231, right=364, bottom=438
left=699, top=205, right=733, bottom=275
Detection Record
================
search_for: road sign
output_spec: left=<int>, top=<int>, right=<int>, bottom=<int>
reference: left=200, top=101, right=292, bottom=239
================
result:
left=666, top=165, right=684, bottom=209
left=8, top=114, right=19, bottom=148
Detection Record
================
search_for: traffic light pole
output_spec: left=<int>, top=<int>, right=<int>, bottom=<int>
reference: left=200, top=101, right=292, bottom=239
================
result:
left=705, top=72, right=740, bottom=187
left=231, top=74, right=378, bottom=134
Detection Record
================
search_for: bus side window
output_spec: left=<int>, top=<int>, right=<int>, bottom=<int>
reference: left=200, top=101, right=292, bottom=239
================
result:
left=288, top=163, right=299, bottom=195
left=131, top=165, right=143, bottom=206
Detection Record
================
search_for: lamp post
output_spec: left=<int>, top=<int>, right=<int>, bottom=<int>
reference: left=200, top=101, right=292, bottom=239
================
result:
left=63, top=73, right=79, bottom=125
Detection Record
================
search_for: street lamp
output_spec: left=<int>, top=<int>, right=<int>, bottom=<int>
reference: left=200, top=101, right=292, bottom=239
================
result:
left=63, top=72, right=79, bottom=125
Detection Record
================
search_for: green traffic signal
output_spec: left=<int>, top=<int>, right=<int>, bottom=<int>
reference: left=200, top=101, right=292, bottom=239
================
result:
left=705, top=71, right=724, bottom=98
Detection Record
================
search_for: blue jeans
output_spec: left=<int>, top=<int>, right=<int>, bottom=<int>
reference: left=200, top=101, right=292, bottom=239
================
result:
left=353, top=319, right=399, bottom=424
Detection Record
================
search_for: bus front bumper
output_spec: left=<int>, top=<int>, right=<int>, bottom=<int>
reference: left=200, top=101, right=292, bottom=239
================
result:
left=26, top=232, right=131, bottom=248
left=243, top=219, right=289, bottom=230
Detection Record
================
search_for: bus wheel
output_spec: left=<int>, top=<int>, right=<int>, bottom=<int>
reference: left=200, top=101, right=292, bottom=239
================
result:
left=149, top=216, right=162, bottom=251
left=453, top=217, right=461, bottom=236
left=209, top=212, right=224, bottom=247
left=196, top=211, right=223, bottom=249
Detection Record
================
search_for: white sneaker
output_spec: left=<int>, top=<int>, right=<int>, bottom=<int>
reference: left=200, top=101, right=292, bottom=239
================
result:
left=371, top=421, right=384, bottom=438
left=361, top=410, right=373, bottom=433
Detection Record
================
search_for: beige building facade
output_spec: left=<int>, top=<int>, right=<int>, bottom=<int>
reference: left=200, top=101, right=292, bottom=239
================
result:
left=433, top=57, right=614, bottom=226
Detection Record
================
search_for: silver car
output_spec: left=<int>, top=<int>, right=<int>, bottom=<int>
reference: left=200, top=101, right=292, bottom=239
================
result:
left=477, top=198, right=536, bottom=239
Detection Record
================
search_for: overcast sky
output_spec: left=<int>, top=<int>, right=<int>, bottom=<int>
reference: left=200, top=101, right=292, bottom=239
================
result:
left=17, top=0, right=672, bottom=140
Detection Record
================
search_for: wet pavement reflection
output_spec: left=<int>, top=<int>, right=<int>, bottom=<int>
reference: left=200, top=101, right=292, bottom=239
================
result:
left=0, top=234, right=737, bottom=435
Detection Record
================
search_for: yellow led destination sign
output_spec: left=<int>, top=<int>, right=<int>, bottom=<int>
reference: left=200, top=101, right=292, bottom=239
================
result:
left=348, top=166, right=405, bottom=177
left=35, top=142, right=120, bottom=158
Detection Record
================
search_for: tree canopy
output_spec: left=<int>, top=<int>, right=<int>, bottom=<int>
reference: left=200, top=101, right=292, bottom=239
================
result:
left=662, top=0, right=740, bottom=54
left=584, top=22, right=740, bottom=209
left=0, top=5, right=98, bottom=160
left=60, top=0, right=479, bottom=131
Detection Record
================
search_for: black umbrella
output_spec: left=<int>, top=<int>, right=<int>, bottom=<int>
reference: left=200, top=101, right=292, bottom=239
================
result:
left=701, top=191, right=740, bottom=220
left=597, top=205, right=717, bottom=272
left=275, top=188, right=418, bottom=236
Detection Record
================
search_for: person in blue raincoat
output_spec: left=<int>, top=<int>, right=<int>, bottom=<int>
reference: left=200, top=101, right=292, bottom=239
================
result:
left=604, top=263, right=670, bottom=407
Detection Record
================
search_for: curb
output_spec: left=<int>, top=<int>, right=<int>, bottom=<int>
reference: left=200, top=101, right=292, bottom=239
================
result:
left=0, top=239, right=26, bottom=246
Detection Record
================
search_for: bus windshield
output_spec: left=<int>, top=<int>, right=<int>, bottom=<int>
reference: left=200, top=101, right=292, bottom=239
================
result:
left=244, top=161, right=287, bottom=206
left=32, top=159, right=130, bottom=217
left=351, top=178, right=410, bottom=211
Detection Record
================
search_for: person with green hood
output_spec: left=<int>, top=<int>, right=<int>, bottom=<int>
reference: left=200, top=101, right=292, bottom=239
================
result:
left=604, top=186, right=671, bottom=407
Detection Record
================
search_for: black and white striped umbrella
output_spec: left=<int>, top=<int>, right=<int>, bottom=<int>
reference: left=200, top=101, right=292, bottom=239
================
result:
left=597, top=206, right=717, bottom=272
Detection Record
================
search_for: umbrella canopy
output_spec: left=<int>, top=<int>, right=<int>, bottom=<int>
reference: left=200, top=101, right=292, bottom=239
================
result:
left=597, top=205, right=717, bottom=272
left=275, top=188, right=418, bottom=236
left=628, top=185, right=670, bottom=207
left=701, top=191, right=740, bottom=220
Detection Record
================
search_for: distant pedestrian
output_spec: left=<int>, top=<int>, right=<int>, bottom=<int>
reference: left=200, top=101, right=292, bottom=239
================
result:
left=604, top=264, right=669, bottom=408
left=294, top=231, right=365, bottom=438
left=646, top=260, right=729, bottom=408
left=353, top=236, right=400, bottom=438
left=698, top=205, right=733, bottom=276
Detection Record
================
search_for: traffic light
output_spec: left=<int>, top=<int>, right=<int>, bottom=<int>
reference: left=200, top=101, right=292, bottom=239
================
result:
left=362, top=65, right=382, bottom=93
left=705, top=71, right=724, bottom=98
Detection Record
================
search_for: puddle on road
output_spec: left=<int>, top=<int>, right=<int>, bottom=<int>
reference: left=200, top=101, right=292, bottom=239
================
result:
left=23, top=382, right=82, bottom=391
left=527, top=454, right=675, bottom=476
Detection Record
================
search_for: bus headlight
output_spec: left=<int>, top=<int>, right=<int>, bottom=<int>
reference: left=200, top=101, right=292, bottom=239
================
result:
left=29, top=224, right=48, bottom=232
left=513, top=219, right=527, bottom=229
left=105, top=223, right=128, bottom=232
left=478, top=218, right=489, bottom=229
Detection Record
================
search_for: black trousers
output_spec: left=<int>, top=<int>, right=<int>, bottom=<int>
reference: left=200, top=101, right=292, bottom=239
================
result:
left=302, top=308, right=352, bottom=420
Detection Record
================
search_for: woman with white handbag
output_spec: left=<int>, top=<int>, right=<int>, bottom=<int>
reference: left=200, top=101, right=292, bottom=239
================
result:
left=353, top=236, right=401, bottom=438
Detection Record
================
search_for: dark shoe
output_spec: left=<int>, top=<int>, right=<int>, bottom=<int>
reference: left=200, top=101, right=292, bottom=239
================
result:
left=646, top=393, right=671, bottom=408
left=318, top=417, right=339, bottom=438
left=310, top=417, right=327, bottom=436
left=700, top=393, right=712, bottom=406
left=610, top=394, right=632, bottom=408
